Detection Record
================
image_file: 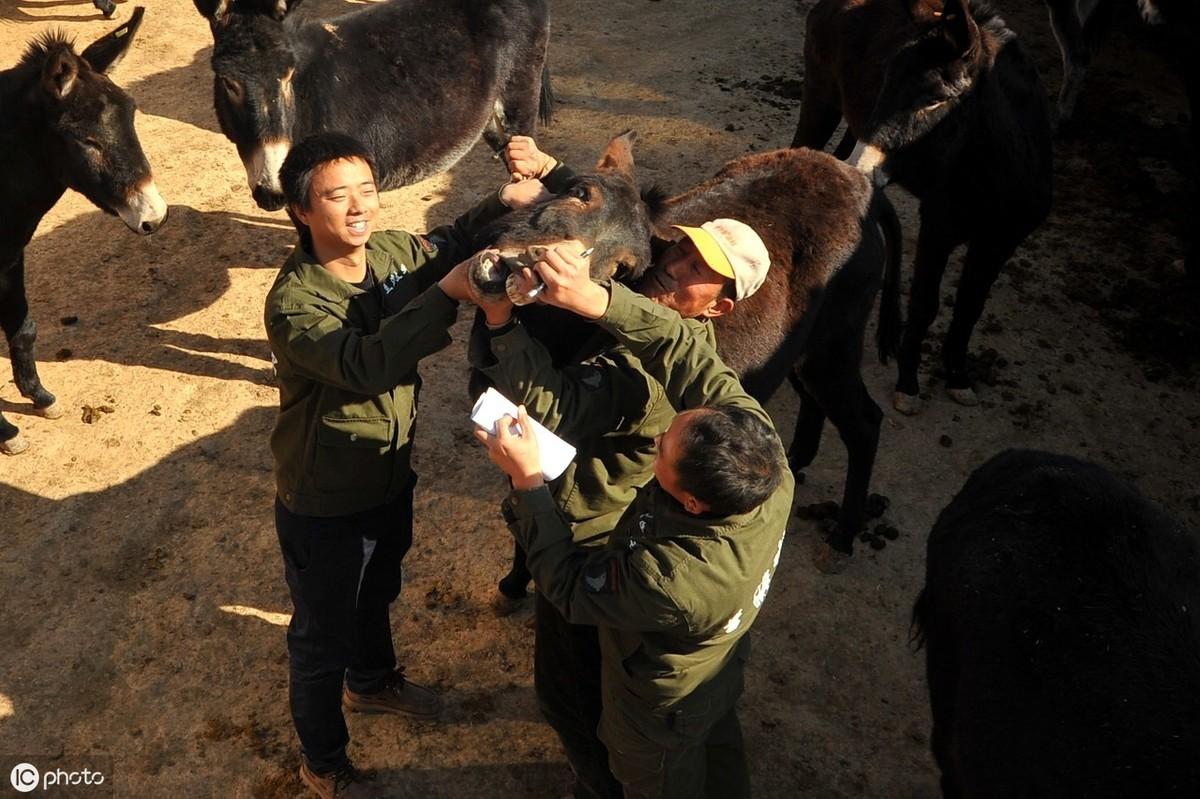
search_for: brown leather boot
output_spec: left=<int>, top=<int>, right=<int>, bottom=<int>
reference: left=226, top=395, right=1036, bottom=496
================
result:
left=298, top=760, right=377, bottom=799
left=342, top=668, right=442, bottom=719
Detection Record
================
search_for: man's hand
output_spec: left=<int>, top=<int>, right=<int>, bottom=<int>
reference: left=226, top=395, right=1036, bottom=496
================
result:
left=532, top=242, right=610, bottom=320
left=439, top=250, right=499, bottom=303
left=474, top=406, right=545, bottom=491
left=506, top=135, right=557, bottom=181
left=499, top=178, right=554, bottom=211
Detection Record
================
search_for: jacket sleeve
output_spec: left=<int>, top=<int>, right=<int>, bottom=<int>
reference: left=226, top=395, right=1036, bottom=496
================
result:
left=468, top=317, right=663, bottom=442
left=267, top=283, right=457, bottom=396
left=509, top=486, right=690, bottom=632
left=597, top=282, right=770, bottom=425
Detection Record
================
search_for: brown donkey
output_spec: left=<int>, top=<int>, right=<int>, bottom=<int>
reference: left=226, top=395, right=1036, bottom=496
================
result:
left=793, top=0, right=1053, bottom=414
left=475, top=132, right=902, bottom=572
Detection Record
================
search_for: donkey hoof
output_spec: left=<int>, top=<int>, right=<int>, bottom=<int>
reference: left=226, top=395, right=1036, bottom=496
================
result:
left=36, top=401, right=64, bottom=420
left=812, top=542, right=852, bottom=575
left=893, top=391, right=924, bottom=416
left=1, top=434, right=30, bottom=456
left=946, top=386, right=979, bottom=406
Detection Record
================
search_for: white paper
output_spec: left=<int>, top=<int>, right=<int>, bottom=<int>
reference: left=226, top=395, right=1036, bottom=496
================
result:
left=470, top=387, right=577, bottom=481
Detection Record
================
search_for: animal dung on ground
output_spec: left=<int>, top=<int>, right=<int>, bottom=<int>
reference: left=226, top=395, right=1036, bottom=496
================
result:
left=55, top=348, right=72, bottom=361
left=866, top=493, right=890, bottom=518
left=59, top=315, right=78, bottom=326
left=939, top=435, right=954, bottom=448
left=795, top=500, right=840, bottom=520
left=81, top=405, right=115, bottom=424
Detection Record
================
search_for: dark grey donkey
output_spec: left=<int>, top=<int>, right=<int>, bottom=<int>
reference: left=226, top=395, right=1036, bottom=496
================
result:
left=0, top=7, right=167, bottom=455
left=914, top=449, right=1200, bottom=798
left=192, top=0, right=553, bottom=210
left=793, top=0, right=1053, bottom=414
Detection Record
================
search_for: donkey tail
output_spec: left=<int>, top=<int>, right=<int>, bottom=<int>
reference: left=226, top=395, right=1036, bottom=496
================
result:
left=538, top=63, right=555, bottom=126
left=874, top=189, right=903, bottom=364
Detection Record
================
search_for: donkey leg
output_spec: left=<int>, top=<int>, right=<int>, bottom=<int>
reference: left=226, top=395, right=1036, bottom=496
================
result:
left=895, top=219, right=958, bottom=414
left=801, top=346, right=883, bottom=573
left=792, top=46, right=842, bottom=150
left=942, top=237, right=1021, bottom=403
left=498, top=540, right=532, bottom=600
left=1046, top=0, right=1090, bottom=129
left=786, top=368, right=826, bottom=473
left=1, top=258, right=59, bottom=419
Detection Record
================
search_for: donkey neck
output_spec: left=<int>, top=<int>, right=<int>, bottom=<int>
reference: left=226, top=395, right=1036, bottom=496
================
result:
left=0, top=71, right=70, bottom=251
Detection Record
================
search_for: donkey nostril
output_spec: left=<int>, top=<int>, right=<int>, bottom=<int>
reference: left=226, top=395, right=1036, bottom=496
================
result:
left=141, top=221, right=154, bottom=233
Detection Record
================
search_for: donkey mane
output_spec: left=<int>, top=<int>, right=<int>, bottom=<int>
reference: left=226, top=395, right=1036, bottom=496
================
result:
left=640, top=185, right=670, bottom=220
left=18, top=30, right=77, bottom=70
left=965, top=0, right=1017, bottom=47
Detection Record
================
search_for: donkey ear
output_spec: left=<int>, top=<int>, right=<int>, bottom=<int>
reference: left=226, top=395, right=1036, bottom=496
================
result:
left=193, top=0, right=232, bottom=26
left=81, top=6, right=144, bottom=74
left=595, top=130, right=638, bottom=180
left=940, top=0, right=980, bottom=57
left=41, top=49, right=80, bottom=100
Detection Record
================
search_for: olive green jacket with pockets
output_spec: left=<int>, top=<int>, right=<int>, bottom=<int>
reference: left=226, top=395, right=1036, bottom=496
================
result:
left=470, top=319, right=715, bottom=547
left=265, top=192, right=508, bottom=517
left=508, top=282, right=796, bottom=709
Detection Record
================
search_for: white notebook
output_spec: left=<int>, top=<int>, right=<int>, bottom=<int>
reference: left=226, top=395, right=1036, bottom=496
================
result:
left=470, top=387, right=577, bottom=481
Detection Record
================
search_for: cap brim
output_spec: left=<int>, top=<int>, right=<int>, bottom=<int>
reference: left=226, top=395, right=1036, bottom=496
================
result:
left=672, top=225, right=736, bottom=281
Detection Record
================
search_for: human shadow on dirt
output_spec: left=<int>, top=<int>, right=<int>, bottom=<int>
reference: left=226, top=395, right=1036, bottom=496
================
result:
left=20, top=205, right=292, bottom=388
left=0, top=405, right=556, bottom=792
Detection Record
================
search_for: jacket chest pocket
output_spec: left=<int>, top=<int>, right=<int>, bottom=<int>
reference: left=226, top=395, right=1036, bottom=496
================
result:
left=313, top=416, right=393, bottom=493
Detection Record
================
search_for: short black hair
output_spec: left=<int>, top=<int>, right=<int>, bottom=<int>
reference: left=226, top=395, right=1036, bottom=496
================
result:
left=675, top=406, right=784, bottom=516
left=279, top=132, right=377, bottom=252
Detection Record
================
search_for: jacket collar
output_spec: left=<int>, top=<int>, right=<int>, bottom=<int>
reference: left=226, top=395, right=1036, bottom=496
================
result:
left=646, top=481, right=762, bottom=537
left=283, top=238, right=398, bottom=303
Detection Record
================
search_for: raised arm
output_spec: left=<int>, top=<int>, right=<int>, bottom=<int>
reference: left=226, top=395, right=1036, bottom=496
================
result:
left=467, top=315, right=664, bottom=442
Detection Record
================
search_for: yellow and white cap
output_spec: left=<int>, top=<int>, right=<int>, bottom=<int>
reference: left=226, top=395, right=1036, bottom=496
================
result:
left=672, top=218, right=770, bottom=300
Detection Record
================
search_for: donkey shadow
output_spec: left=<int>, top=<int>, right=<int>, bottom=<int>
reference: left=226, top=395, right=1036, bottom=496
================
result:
left=121, top=43, right=219, bottom=134
left=0, top=0, right=123, bottom=23
left=18, top=205, right=293, bottom=388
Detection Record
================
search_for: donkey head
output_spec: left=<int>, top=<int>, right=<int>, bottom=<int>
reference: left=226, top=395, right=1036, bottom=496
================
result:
left=194, top=0, right=305, bottom=210
left=851, top=0, right=985, bottom=181
left=472, top=131, right=659, bottom=298
left=32, top=7, right=167, bottom=234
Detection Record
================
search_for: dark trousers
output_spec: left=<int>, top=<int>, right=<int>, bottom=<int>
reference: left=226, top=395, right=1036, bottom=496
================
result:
left=534, top=593, right=625, bottom=799
left=275, top=480, right=415, bottom=773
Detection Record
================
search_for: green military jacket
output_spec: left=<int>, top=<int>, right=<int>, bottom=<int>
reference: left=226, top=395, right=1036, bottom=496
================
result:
left=509, top=282, right=796, bottom=709
left=471, top=320, right=715, bottom=546
left=265, top=192, right=507, bottom=517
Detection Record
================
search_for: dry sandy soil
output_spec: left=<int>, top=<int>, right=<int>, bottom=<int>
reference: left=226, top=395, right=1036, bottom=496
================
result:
left=1, top=0, right=1198, bottom=796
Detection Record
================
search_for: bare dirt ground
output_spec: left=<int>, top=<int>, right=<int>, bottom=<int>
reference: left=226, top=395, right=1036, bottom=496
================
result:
left=1, top=0, right=1197, bottom=796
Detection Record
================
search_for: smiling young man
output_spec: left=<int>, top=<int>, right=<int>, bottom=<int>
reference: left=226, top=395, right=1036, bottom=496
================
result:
left=264, top=132, right=547, bottom=799
left=471, top=239, right=796, bottom=798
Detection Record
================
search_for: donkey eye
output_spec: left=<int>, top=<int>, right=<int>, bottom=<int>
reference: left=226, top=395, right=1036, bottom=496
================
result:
left=220, top=76, right=244, bottom=103
left=80, top=137, right=103, bottom=153
left=570, top=185, right=589, bottom=201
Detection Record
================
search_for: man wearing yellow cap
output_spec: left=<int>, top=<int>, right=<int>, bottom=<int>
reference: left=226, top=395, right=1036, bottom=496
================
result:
left=456, top=137, right=779, bottom=799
